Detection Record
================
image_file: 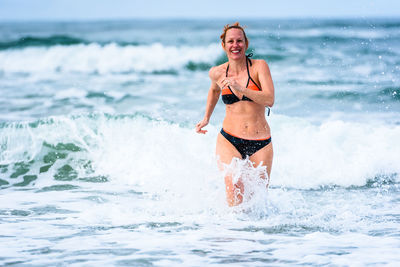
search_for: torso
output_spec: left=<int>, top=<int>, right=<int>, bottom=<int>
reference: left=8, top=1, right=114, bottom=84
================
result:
left=212, top=59, right=271, bottom=139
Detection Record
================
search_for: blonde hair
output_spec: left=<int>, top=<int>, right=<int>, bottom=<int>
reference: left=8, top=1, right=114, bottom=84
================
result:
left=220, top=22, right=248, bottom=46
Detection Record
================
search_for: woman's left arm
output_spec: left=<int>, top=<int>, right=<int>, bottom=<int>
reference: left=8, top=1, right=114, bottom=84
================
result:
left=243, top=60, right=275, bottom=107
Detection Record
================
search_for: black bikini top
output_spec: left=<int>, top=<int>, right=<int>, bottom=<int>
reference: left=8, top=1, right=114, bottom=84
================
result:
left=221, top=53, right=262, bottom=105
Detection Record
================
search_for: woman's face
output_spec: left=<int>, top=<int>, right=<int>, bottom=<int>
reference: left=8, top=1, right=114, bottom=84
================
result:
left=222, top=28, right=248, bottom=60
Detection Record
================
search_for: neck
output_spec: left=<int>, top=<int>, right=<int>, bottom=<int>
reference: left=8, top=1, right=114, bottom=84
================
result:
left=228, top=56, right=247, bottom=75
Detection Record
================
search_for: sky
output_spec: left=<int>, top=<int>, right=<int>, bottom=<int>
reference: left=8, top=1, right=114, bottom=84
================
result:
left=0, top=0, right=399, bottom=21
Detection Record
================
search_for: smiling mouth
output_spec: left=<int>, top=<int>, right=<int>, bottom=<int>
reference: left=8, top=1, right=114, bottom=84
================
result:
left=231, top=50, right=240, bottom=54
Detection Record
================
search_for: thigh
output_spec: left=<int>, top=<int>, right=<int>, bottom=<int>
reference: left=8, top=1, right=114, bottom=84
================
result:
left=249, top=142, right=273, bottom=177
left=216, top=133, right=242, bottom=170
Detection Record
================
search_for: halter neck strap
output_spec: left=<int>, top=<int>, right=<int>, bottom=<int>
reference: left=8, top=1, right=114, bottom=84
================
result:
left=246, top=53, right=253, bottom=66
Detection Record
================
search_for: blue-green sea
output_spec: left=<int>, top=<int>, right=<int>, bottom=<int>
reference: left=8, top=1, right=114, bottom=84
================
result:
left=0, top=19, right=399, bottom=266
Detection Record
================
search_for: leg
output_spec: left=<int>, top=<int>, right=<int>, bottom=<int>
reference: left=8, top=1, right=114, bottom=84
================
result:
left=249, top=142, right=273, bottom=187
left=216, top=133, right=244, bottom=206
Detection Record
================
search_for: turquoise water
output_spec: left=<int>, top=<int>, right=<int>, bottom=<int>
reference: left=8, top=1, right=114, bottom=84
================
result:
left=0, top=19, right=399, bottom=266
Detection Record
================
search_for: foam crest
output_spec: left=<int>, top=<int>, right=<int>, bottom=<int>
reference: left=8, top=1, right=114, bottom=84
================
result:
left=270, top=114, right=400, bottom=188
left=86, top=115, right=227, bottom=215
left=0, top=122, right=42, bottom=164
left=1, top=114, right=399, bottom=192
left=0, top=43, right=220, bottom=74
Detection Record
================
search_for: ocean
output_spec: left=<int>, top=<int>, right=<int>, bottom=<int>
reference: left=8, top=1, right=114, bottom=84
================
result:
left=0, top=18, right=399, bottom=266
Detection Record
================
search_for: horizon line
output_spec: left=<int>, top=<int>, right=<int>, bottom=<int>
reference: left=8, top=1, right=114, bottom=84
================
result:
left=1, top=15, right=399, bottom=23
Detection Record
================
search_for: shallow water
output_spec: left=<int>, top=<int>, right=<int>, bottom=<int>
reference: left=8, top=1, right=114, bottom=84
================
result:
left=0, top=19, right=399, bottom=266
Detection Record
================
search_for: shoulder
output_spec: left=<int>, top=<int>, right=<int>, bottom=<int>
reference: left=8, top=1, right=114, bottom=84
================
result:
left=209, top=62, right=227, bottom=81
left=252, top=59, right=271, bottom=76
left=252, top=59, right=269, bottom=70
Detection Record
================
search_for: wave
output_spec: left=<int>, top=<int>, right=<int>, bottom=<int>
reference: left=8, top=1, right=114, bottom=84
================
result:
left=0, top=34, right=146, bottom=51
left=266, top=18, right=400, bottom=30
left=379, top=87, right=400, bottom=101
left=0, top=35, right=88, bottom=50
left=1, top=113, right=399, bottom=190
left=311, top=87, right=400, bottom=103
left=0, top=43, right=221, bottom=74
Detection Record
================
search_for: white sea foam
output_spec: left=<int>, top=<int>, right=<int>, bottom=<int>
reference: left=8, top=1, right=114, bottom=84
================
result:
left=3, top=111, right=400, bottom=259
left=270, top=114, right=400, bottom=188
left=0, top=43, right=221, bottom=74
left=0, top=113, right=399, bottom=266
left=277, top=27, right=398, bottom=40
left=1, top=114, right=399, bottom=190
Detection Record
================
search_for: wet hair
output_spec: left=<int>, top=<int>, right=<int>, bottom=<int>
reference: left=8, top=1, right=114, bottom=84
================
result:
left=220, top=22, right=248, bottom=46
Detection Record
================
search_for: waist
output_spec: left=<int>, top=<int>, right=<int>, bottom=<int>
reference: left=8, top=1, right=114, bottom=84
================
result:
left=222, top=118, right=270, bottom=140
left=222, top=104, right=270, bottom=139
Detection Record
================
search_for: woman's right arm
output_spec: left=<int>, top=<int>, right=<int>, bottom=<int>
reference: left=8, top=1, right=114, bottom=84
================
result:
left=195, top=67, right=222, bottom=134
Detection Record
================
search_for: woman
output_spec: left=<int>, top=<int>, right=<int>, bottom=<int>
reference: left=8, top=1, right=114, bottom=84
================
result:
left=195, top=22, right=275, bottom=206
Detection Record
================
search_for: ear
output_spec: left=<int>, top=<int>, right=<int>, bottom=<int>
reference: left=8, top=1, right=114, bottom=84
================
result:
left=221, top=41, right=225, bottom=49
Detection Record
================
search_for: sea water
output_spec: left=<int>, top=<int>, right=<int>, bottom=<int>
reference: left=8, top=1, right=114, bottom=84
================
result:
left=0, top=19, right=399, bottom=266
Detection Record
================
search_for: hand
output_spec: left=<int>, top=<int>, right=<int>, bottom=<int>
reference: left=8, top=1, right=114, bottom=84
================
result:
left=220, top=78, right=245, bottom=93
left=195, top=118, right=209, bottom=134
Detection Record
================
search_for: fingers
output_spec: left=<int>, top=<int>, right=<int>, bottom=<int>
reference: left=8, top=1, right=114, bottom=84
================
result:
left=219, top=78, right=231, bottom=88
left=195, top=126, right=207, bottom=134
left=222, top=78, right=231, bottom=88
left=195, top=121, right=208, bottom=134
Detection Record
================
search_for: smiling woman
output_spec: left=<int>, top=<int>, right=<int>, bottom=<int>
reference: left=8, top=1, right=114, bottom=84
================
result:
left=195, top=22, right=275, bottom=206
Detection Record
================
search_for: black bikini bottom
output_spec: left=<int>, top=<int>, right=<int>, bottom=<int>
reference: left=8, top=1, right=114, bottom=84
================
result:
left=220, top=128, right=271, bottom=159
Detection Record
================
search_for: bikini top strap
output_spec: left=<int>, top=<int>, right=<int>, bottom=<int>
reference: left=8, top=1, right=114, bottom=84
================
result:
left=245, top=53, right=254, bottom=87
left=245, top=53, right=253, bottom=77
left=226, top=64, right=229, bottom=77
